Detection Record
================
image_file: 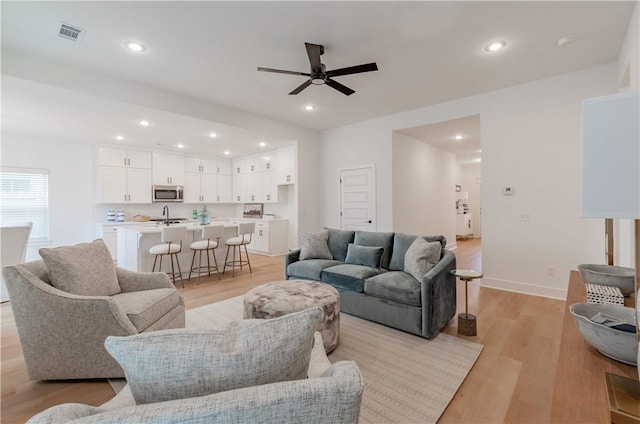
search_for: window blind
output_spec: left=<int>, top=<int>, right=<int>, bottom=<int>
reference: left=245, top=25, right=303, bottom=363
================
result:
left=0, top=168, right=50, bottom=244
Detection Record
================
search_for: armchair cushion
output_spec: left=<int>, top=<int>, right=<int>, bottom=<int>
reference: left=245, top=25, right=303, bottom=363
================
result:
left=105, top=308, right=322, bottom=405
left=111, top=288, right=182, bottom=332
left=38, top=239, right=120, bottom=296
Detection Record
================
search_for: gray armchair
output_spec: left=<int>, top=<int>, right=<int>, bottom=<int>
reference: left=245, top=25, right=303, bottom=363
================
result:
left=3, top=261, right=185, bottom=380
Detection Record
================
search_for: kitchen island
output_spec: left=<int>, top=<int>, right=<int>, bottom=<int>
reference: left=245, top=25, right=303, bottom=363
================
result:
left=116, top=221, right=241, bottom=277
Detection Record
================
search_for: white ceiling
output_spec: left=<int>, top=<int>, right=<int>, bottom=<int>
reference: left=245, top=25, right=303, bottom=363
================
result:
left=1, top=1, right=635, bottom=158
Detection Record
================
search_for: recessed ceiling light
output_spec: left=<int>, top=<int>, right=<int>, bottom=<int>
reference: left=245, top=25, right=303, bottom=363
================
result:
left=259, top=141, right=266, bottom=147
left=139, top=120, right=150, bottom=127
left=477, top=149, right=482, bottom=153
left=473, top=158, right=482, bottom=163
left=224, top=150, right=230, bottom=156
left=209, top=132, right=217, bottom=138
left=115, top=135, right=124, bottom=141
left=557, top=35, right=574, bottom=47
left=125, top=41, right=146, bottom=53
left=304, top=105, right=315, bottom=111
left=455, top=134, right=464, bottom=140
left=177, top=144, right=184, bottom=149
left=485, top=41, right=506, bottom=52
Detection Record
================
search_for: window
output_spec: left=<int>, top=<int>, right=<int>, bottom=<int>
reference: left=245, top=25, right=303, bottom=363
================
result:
left=0, top=168, right=50, bottom=244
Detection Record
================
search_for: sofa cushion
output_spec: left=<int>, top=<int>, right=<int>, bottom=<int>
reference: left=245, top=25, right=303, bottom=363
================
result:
left=364, top=271, right=422, bottom=307
left=324, top=228, right=355, bottom=262
left=321, top=264, right=385, bottom=293
left=405, top=238, right=442, bottom=281
left=287, top=259, right=343, bottom=281
left=111, top=288, right=181, bottom=332
left=105, top=308, right=322, bottom=405
left=299, top=230, right=333, bottom=260
left=39, top=239, right=121, bottom=296
left=389, top=233, right=447, bottom=271
left=345, top=243, right=383, bottom=268
left=354, top=231, right=394, bottom=270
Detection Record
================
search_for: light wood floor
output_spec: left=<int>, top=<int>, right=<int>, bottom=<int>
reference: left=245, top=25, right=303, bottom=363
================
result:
left=1, top=239, right=574, bottom=423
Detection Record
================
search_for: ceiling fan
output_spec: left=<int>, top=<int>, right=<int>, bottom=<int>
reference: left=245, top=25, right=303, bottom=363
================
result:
left=257, top=42, right=378, bottom=96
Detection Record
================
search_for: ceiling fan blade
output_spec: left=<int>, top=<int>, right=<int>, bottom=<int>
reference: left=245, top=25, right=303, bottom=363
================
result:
left=305, top=43, right=323, bottom=71
left=325, top=78, right=355, bottom=96
left=257, top=67, right=311, bottom=77
left=288, top=79, right=313, bottom=95
left=325, top=62, right=378, bottom=78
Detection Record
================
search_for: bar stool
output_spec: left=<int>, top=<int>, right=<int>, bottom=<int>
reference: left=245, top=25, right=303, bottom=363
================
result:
left=188, top=224, right=224, bottom=284
left=150, top=226, right=187, bottom=287
left=223, top=222, right=255, bottom=277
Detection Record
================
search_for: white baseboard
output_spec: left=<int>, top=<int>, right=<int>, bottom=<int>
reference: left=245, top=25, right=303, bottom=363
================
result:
left=446, top=242, right=457, bottom=250
left=481, top=277, right=567, bottom=300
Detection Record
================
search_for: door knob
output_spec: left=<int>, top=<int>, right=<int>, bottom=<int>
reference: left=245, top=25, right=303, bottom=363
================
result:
left=365, top=220, right=372, bottom=223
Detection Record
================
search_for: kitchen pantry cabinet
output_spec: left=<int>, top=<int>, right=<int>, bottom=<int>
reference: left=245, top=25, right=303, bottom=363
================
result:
left=97, top=147, right=152, bottom=204
left=152, top=152, right=184, bottom=185
left=231, top=148, right=294, bottom=203
left=274, top=148, right=295, bottom=185
left=184, top=157, right=232, bottom=203
left=248, top=220, right=288, bottom=255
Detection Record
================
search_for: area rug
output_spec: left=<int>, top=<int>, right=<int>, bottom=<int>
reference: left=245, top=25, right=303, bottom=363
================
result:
left=186, top=296, right=483, bottom=424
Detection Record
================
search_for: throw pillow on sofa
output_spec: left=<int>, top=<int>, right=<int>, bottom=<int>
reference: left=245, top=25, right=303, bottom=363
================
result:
left=39, top=239, right=120, bottom=296
left=105, top=308, right=323, bottom=405
left=404, top=237, right=442, bottom=281
left=345, top=243, right=384, bottom=268
left=299, top=230, right=333, bottom=260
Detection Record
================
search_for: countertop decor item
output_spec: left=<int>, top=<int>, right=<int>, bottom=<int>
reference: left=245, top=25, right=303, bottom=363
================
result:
left=569, top=302, right=637, bottom=365
left=107, top=209, right=116, bottom=222
left=578, top=264, right=635, bottom=296
left=132, top=215, right=150, bottom=222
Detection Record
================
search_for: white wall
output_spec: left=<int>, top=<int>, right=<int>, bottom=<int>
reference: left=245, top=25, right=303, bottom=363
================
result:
left=392, top=132, right=456, bottom=247
left=1, top=133, right=97, bottom=261
left=318, top=64, right=618, bottom=299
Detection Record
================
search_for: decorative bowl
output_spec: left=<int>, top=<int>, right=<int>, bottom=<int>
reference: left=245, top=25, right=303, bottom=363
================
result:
left=577, top=264, right=635, bottom=296
left=569, top=302, right=637, bottom=365
left=132, top=214, right=150, bottom=222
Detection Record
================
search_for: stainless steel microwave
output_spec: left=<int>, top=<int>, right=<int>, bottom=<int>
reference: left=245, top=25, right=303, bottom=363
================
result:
left=152, top=185, right=184, bottom=202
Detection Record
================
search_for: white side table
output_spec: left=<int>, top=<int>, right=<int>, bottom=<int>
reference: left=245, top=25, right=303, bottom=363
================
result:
left=450, top=269, right=483, bottom=336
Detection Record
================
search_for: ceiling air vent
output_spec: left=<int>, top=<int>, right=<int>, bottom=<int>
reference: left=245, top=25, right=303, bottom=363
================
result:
left=58, top=23, right=84, bottom=41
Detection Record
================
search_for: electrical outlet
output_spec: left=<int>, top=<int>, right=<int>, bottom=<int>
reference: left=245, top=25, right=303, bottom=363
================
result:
left=547, top=267, right=556, bottom=277
left=520, top=213, right=531, bottom=222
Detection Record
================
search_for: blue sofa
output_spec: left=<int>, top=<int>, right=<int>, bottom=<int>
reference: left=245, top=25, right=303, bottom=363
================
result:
left=285, top=229, right=457, bottom=339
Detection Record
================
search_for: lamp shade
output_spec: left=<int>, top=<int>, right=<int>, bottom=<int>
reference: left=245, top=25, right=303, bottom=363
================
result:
left=582, top=91, right=640, bottom=219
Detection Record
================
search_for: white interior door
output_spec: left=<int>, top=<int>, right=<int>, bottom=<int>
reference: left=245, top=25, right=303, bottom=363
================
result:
left=340, top=166, right=376, bottom=231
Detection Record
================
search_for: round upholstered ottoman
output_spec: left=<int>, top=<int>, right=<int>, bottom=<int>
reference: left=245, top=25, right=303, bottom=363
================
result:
left=243, top=280, right=340, bottom=353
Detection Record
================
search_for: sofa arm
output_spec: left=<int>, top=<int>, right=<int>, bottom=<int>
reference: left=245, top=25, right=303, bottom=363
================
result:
left=420, top=249, right=457, bottom=338
left=284, top=248, right=301, bottom=279
left=116, top=267, right=174, bottom=292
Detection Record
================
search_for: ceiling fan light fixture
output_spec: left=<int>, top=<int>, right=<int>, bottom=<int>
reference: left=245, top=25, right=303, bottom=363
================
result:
left=485, top=41, right=507, bottom=52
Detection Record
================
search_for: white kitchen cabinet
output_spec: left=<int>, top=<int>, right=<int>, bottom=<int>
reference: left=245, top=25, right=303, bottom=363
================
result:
left=233, top=174, right=247, bottom=203
left=248, top=220, right=288, bottom=256
left=217, top=175, right=232, bottom=202
left=98, top=222, right=156, bottom=262
left=97, top=147, right=152, bottom=204
left=184, top=172, right=221, bottom=203
left=216, top=160, right=232, bottom=175
left=152, top=152, right=184, bottom=185
left=232, top=159, right=246, bottom=175
left=274, top=148, right=295, bottom=185
left=183, top=172, right=202, bottom=203
left=260, top=171, right=277, bottom=203
left=456, top=213, right=473, bottom=239
left=246, top=175, right=260, bottom=202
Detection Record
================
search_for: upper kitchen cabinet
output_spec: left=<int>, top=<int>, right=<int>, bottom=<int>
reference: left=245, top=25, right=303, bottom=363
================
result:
left=97, top=147, right=152, bottom=204
left=274, top=147, right=295, bottom=185
left=216, top=160, right=232, bottom=175
left=152, top=152, right=184, bottom=185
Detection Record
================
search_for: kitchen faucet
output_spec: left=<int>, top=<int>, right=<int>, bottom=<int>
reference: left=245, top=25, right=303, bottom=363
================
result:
left=162, top=205, right=170, bottom=226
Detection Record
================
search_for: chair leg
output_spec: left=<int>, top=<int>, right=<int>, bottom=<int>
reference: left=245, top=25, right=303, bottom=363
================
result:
left=238, top=246, right=243, bottom=272
left=206, top=248, right=211, bottom=278
left=175, top=253, right=184, bottom=289
left=169, top=253, right=176, bottom=285
left=232, top=245, right=236, bottom=278
left=244, top=244, right=252, bottom=274
left=188, top=250, right=197, bottom=281
left=159, top=254, right=163, bottom=275
left=223, top=246, right=231, bottom=274
left=196, top=250, right=203, bottom=285
left=152, top=254, right=158, bottom=272
left=212, top=248, right=221, bottom=281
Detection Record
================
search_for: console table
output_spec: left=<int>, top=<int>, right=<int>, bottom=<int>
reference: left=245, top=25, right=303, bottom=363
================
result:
left=550, top=270, right=637, bottom=422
